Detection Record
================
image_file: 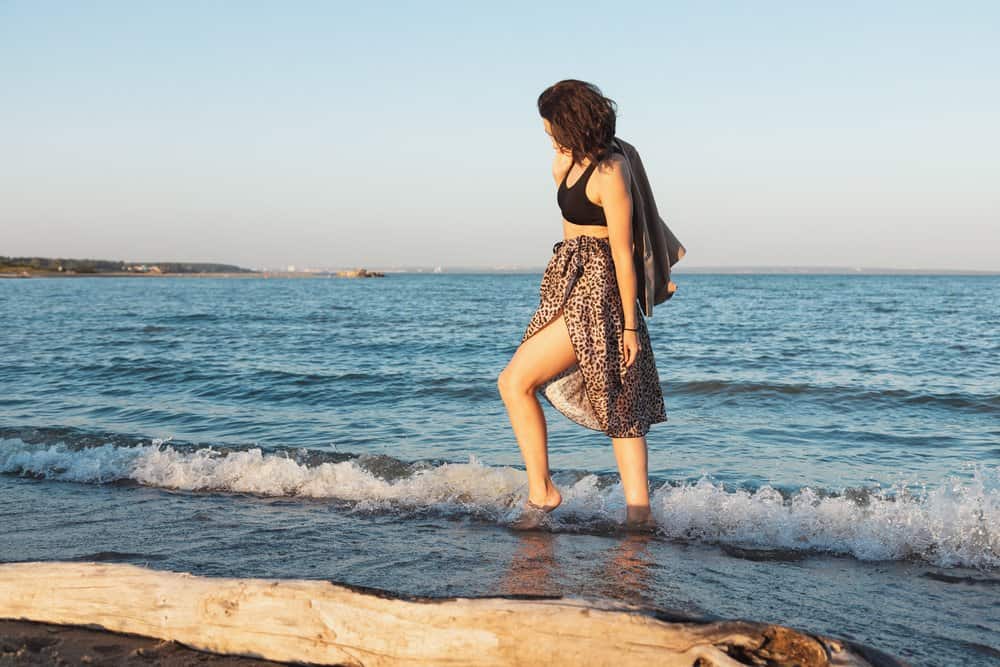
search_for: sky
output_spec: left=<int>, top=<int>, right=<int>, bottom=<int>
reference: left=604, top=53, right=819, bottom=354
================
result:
left=2, top=1, right=997, bottom=271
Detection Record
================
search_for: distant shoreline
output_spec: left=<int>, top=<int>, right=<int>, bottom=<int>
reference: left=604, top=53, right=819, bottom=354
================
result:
left=2, top=270, right=391, bottom=279
left=0, top=270, right=311, bottom=279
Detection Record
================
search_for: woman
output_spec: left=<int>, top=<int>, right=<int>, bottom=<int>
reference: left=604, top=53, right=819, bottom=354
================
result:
left=497, top=80, right=668, bottom=532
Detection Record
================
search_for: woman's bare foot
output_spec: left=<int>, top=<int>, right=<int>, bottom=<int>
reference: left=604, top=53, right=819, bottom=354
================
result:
left=511, top=476, right=562, bottom=531
left=528, top=475, right=562, bottom=509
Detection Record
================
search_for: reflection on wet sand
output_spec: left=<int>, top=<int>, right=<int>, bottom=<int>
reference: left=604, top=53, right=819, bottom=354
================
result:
left=499, top=532, right=657, bottom=607
left=498, top=532, right=562, bottom=598
left=593, top=533, right=657, bottom=607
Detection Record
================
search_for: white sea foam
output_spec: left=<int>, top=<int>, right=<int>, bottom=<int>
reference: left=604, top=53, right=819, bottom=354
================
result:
left=652, top=471, right=999, bottom=569
left=1, top=438, right=997, bottom=569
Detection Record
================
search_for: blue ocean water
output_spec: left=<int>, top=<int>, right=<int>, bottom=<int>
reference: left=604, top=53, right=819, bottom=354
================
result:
left=1, top=272, right=998, bottom=666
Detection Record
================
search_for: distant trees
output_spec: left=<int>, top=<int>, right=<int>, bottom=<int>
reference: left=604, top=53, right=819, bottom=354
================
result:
left=0, top=256, right=253, bottom=274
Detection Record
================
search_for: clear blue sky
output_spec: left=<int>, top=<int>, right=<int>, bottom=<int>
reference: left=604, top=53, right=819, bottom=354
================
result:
left=2, top=2, right=997, bottom=270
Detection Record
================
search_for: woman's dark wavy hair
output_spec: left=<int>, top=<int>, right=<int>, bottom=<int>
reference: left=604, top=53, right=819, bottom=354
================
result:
left=537, top=79, right=618, bottom=165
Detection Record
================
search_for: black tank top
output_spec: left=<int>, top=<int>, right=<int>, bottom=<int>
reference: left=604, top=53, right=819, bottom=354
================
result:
left=557, top=151, right=618, bottom=226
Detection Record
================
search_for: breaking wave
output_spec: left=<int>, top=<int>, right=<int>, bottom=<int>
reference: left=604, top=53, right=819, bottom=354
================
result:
left=1, top=436, right=997, bottom=570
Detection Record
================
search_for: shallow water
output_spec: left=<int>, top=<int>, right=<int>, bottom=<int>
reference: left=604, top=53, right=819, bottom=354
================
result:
left=1, top=273, right=998, bottom=665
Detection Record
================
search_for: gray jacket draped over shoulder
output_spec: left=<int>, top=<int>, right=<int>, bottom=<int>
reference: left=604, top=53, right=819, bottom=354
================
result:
left=610, top=136, right=686, bottom=318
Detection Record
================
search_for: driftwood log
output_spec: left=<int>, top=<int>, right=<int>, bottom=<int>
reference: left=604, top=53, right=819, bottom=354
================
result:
left=0, top=561, right=907, bottom=667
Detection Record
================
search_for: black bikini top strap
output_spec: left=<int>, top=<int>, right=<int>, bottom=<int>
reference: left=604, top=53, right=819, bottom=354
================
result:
left=563, top=152, right=607, bottom=191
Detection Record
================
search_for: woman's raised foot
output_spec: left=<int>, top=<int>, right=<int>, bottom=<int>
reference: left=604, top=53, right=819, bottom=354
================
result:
left=511, top=476, right=562, bottom=531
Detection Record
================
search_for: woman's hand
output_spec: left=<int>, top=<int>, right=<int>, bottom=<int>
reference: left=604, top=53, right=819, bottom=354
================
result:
left=623, top=329, right=641, bottom=368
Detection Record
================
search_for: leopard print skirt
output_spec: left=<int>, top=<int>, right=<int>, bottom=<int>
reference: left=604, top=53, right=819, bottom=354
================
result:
left=520, top=234, right=668, bottom=438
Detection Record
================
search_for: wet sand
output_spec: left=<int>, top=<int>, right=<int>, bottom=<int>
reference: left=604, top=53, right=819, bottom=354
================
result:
left=0, top=619, right=292, bottom=665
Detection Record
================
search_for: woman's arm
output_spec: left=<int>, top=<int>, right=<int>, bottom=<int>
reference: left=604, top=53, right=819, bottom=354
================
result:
left=600, top=156, right=638, bottom=329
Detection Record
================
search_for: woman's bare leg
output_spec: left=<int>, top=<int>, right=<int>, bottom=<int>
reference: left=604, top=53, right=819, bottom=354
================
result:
left=611, top=435, right=654, bottom=525
left=498, top=313, right=576, bottom=507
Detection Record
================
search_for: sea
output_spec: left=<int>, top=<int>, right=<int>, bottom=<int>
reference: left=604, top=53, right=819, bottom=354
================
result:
left=1, top=271, right=998, bottom=666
